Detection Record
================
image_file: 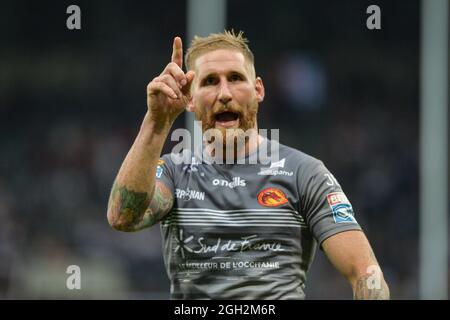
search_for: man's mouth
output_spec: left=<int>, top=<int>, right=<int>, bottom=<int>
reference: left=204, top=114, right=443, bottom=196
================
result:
left=214, top=111, right=240, bottom=128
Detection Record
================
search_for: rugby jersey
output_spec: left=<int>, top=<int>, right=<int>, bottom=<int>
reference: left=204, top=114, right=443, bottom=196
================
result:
left=156, top=138, right=361, bottom=299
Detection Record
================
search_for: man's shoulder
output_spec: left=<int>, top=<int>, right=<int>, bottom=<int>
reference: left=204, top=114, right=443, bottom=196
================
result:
left=277, top=141, right=323, bottom=169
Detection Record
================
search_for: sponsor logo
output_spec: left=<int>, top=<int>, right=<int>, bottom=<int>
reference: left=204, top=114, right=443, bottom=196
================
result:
left=257, top=188, right=288, bottom=207
left=327, top=192, right=356, bottom=223
left=182, top=157, right=199, bottom=172
left=270, top=158, right=285, bottom=168
left=258, top=158, right=293, bottom=176
left=173, top=229, right=285, bottom=261
left=175, top=188, right=205, bottom=201
left=173, top=228, right=194, bottom=259
left=156, top=158, right=165, bottom=178
left=212, top=177, right=246, bottom=188
left=156, top=166, right=163, bottom=178
left=182, top=157, right=205, bottom=177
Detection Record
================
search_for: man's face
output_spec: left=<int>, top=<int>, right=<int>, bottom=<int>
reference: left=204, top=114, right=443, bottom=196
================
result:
left=188, top=49, right=265, bottom=141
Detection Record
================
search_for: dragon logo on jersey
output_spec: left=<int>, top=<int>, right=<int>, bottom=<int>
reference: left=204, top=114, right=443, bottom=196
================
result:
left=257, top=188, right=288, bottom=207
left=327, top=192, right=356, bottom=223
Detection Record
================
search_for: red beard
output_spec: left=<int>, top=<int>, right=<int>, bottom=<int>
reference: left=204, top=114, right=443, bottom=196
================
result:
left=194, top=100, right=259, bottom=138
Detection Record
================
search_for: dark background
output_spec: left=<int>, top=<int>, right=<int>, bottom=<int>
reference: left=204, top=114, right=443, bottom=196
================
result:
left=0, top=0, right=431, bottom=299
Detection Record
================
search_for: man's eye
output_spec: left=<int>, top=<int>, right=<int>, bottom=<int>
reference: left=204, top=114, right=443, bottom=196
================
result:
left=204, top=77, right=217, bottom=85
left=230, top=74, right=243, bottom=82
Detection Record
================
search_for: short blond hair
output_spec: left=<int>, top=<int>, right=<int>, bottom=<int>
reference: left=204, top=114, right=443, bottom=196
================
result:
left=185, top=30, right=255, bottom=75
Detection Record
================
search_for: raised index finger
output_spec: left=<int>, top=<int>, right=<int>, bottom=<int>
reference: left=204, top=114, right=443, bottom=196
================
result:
left=171, top=36, right=183, bottom=68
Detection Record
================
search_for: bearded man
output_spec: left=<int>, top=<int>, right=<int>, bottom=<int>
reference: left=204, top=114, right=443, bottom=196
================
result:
left=107, top=31, right=389, bottom=300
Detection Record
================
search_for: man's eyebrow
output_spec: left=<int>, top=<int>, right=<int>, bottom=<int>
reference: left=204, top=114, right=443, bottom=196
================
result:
left=200, top=72, right=217, bottom=79
left=200, top=70, right=246, bottom=79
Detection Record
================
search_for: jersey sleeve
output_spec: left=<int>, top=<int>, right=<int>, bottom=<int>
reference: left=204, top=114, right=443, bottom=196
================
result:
left=299, top=160, right=362, bottom=247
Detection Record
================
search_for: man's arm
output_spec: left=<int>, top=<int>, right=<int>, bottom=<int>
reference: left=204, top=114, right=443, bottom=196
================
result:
left=108, top=178, right=173, bottom=232
left=107, top=36, right=194, bottom=232
left=106, top=113, right=174, bottom=232
left=322, top=230, right=390, bottom=299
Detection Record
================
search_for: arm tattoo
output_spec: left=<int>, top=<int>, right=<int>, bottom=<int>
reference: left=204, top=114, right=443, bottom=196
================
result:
left=132, top=182, right=174, bottom=231
left=353, top=274, right=390, bottom=300
left=109, top=180, right=151, bottom=231
left=108, top=180, right=173, bottom=231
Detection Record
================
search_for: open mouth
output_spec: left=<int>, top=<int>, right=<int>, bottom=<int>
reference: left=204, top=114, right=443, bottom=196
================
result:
left=215, top=111, right=239, bottom=122
left=214, top=111, right=240, bottom=128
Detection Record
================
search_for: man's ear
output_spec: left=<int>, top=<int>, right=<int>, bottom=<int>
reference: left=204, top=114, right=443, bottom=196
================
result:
left=255, top=77, right=265, bottom=103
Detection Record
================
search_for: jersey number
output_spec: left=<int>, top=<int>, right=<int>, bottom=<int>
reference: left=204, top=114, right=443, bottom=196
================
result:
left=325, top=173, right=340, bottom=187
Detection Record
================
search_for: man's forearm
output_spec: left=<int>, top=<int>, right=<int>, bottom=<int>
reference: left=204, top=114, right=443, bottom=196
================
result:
left=107, top=112, right=172, bottom=230
left=353, top=275, right=390, bottom=300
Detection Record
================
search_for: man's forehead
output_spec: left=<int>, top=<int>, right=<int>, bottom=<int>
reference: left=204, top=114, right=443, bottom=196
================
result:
left=194, top=49, right=247, bottom=74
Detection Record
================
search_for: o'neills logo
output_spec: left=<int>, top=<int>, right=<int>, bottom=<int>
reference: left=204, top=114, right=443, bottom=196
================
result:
left=257, top=188, right=288, bottom=207
left=212, top=177, right=246, bottom=189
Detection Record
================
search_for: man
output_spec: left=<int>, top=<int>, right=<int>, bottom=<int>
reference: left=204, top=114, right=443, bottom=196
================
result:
left=107, top=31, right=390, bottom=299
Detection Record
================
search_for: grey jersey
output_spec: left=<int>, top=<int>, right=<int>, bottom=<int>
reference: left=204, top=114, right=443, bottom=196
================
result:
left=156, top=139, right=361, bottom=299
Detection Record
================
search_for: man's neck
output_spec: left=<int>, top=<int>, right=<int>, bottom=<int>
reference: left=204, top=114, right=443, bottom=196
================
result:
left=204, top=132, right=263, bottom=164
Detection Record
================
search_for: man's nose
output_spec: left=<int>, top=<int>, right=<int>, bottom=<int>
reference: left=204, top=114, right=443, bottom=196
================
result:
left=218, top=80, right=232, bottom=105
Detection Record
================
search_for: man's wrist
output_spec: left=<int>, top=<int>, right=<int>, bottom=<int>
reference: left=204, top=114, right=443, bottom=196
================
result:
left=142, top=111, right=175, bottom=135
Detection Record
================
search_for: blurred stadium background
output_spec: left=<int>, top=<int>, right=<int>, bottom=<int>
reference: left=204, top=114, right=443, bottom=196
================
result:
left=0, top=0, right=448, bottom=299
